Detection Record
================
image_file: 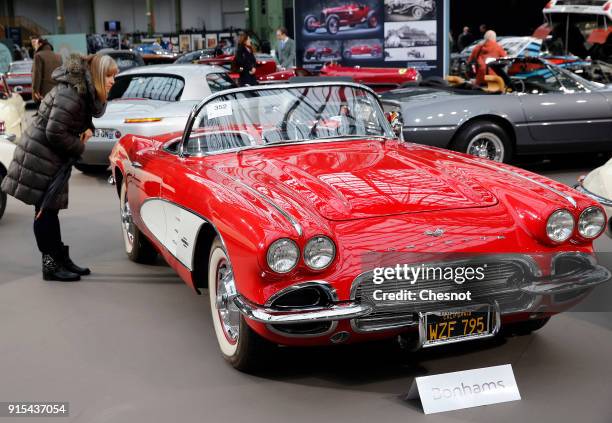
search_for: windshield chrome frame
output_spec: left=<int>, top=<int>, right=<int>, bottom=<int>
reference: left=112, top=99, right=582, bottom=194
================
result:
left=178, top=81, right=395, bottom=158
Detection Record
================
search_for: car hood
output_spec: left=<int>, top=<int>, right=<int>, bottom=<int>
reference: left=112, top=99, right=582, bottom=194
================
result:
left=95, top=99, right=195, bottom=122
left=213, top=140, right=499, bottom=221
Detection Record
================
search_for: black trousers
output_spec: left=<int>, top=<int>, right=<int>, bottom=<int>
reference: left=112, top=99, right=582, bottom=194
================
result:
left=33, top=208, right=63, bottom=256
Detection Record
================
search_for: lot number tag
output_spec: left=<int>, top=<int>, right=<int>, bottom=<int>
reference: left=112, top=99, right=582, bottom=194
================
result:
left=207, top=101, right=233, bottom=120
left=406, top=364, right=521, bottom=414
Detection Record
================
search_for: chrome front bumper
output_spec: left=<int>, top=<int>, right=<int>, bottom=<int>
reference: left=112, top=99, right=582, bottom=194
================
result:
left=233, top=253, right=610, bottom=328
left=233, top=295, right=372, bottom=324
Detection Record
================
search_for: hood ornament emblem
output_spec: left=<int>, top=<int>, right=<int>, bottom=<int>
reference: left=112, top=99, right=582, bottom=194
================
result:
left=425, top=228, right=445, bottom=237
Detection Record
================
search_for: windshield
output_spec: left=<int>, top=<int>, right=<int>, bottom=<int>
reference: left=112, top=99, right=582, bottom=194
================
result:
left=504, top=60, right=600, bottom=93
left=185, top=85, right=393, bottom=155
left=108, top=74, right=185, bottom=101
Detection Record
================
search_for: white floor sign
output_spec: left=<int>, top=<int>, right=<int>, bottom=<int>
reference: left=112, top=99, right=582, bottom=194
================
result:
left=406, top=364, right=521, bottom=414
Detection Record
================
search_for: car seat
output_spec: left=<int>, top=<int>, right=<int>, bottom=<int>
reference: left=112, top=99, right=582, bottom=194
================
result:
left=483, top=75, right=506, bottom=93
left=446, top=75, right=466, bottom=86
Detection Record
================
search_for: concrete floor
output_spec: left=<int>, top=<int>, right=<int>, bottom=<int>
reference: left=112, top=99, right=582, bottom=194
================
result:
left=1, top=110, right=611, bottom=422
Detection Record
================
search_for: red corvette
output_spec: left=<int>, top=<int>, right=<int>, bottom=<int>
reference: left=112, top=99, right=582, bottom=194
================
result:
left=263, top=64, right=420, bottom=92
left=110, top=83, right=610, bottom=371
left=344, top=44, right=383, bottom=59
left=304, top=3, right=378, bottom=35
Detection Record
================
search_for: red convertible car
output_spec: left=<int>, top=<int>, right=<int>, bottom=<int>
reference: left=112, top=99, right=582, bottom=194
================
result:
left=343, top=44, right=383, bottom=59
left=304, top=3, right=378, bottom=35
left=110, top=82, right=610, bottom=371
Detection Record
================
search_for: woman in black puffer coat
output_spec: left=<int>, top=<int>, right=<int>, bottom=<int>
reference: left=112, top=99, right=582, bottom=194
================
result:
left=1, top=54, right=118, bottom=282
left=234, top=33, right=258, bottom=87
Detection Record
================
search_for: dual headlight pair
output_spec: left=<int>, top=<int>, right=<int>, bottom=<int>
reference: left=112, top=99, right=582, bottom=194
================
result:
left=546, top=207, right=606, bottom=243
left=267, top=236, right=336, bottom=274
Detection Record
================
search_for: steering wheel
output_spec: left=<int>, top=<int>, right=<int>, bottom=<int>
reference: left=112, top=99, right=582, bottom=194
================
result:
left=512, top=79, right=526, bottom=94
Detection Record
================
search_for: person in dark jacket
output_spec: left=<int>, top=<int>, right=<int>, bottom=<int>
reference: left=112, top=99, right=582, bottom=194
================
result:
left=234, top=33, right=258, bottom=87
left=457, top=26, right=474, bottom=52
left=1, top=54, right=118, bottom=282
left=31, top=38, right=63, bottom=103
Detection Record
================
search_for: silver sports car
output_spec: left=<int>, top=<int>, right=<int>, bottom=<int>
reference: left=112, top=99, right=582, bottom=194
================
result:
left=381, top=57, right=612, bottom=163
left=78, top=64, right=236, bottom=172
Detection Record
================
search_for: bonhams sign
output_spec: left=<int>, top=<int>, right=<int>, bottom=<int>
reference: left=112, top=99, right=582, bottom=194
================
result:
left=406, top=364, right=521, bottom=414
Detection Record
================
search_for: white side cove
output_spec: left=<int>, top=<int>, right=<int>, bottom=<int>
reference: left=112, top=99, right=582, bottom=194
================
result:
left=140, top=199, right=206, bottom=271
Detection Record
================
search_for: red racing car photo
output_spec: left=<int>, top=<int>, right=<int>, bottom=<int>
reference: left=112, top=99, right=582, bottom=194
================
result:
left=303, top=2, right=380, bottom=35
left=343, top=42, right=383, bottom=59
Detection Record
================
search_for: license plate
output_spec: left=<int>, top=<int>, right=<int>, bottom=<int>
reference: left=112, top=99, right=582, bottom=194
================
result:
left=94, top=128, right=116, bottom=140
left=420, top=304, right=493, bottom=348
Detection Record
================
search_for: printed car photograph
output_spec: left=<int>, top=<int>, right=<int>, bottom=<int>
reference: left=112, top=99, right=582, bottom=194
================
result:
left=385, top=45, right=436, bottom=61
left=384, top=0, right=436, bottom=21
left=109, top=82, right=610, bottom=372
left=380, top=57, right=612, bottom=163
left=301, top=0, right=382, bottom=38
left=303, top=41, right=342, bottom=62
left=342, top=39, right=384, bottom=59
left=384, top=21, right=437, bottom=48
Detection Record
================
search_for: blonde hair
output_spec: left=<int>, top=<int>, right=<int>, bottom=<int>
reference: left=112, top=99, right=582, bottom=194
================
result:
left=88, top=55, right=118, bottom=103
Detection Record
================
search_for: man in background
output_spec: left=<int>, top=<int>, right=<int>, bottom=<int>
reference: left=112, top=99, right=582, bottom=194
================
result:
left=457, top=26, right=474, bottom=51
left=479, top=24, right=488, bottom=40
left=275, top=27, right=295, bottom=70
left=31, top=37, right=63, bottom=104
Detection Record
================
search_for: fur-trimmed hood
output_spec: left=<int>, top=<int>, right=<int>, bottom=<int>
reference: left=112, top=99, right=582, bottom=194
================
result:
left=51, top=53, right=106, bottom=117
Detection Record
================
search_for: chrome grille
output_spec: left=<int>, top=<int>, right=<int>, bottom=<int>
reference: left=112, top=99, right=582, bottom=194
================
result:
left=352, top=260, right=531, bottom=332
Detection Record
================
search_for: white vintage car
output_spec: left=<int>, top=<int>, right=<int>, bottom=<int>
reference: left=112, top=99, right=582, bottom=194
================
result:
left=0, top=75, right=26, bottom=142
left=78, top=64, right=236, bottom=172
left=577, top=159, right=612, bottom=238
left=0, top=134, right=16, bottom=220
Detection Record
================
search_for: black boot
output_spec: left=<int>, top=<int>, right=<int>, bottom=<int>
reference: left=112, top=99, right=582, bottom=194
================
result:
left=42, top=254, right=81, bottom=282
left=62, top=245, right=91, bottom=276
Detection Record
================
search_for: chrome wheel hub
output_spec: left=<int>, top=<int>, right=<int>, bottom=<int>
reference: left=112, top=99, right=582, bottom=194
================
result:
left=467, top=132, right=504, bottom=162
left=121, top=200, right=135, bottom=246
left=216, top=261, right=240, bottom=343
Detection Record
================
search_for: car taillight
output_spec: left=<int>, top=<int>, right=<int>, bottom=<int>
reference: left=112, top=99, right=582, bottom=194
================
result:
left=604, top=1, right=611, bottom=11
left=545, top=0, right=555, bottom=8
left=0, top=120, right=5, bottom=134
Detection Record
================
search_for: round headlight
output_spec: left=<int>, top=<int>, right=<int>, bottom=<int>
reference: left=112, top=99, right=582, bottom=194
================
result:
left=267, top=239, right=299, bottom=274
left=578, top=206, right=606, bottom=238
left=304, top=236, right=336, bottom=270
left=546, top=209, right=575, bottom=243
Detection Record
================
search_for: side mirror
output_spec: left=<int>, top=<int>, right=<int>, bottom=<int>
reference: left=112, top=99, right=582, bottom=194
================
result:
left=385, top=111, right=404, bottom=140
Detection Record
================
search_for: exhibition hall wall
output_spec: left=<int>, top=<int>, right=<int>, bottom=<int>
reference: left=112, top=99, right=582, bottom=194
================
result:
left=11, top=0, right=245, bottom=34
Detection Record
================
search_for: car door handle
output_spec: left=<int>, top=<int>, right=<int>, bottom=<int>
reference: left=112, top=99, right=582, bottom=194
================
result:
left=131, top=161, right=143, bottom=169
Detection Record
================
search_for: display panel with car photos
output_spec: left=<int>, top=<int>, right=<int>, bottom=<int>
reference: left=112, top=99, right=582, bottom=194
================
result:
left=295, top=0, right=446, bottom=77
